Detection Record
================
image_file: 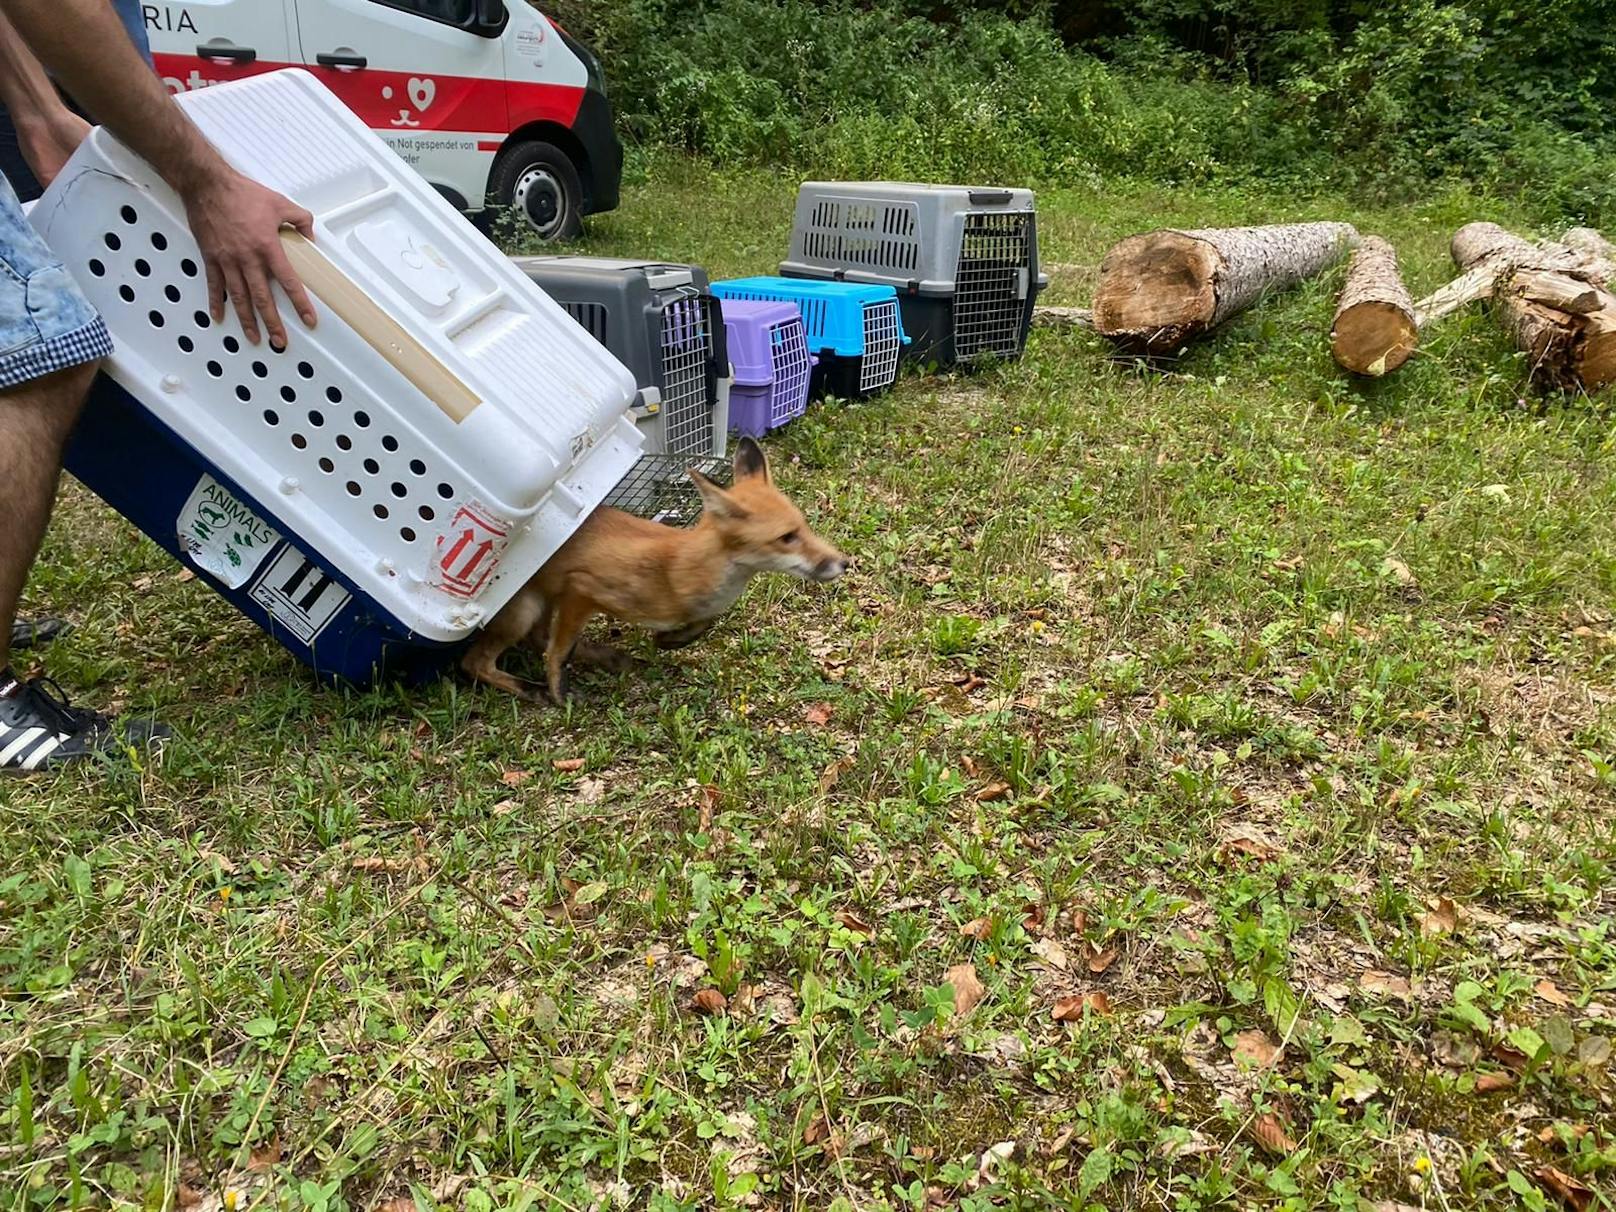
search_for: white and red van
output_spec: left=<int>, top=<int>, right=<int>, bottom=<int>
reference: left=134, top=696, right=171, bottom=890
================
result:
left=142, top=1, right=622, bottom=240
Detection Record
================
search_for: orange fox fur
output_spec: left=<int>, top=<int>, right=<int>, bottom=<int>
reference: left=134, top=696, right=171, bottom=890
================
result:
left=462, top=437, right=848, bottom=703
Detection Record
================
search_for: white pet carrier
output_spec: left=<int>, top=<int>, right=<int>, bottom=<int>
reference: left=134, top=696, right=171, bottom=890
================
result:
left=29, top=69, right=642, bottom=684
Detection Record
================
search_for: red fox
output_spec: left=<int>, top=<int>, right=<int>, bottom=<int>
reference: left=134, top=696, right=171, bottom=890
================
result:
left=462, top=437, right=848, bottom=703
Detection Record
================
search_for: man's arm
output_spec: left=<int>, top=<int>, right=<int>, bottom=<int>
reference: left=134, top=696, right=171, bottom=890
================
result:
left=0, top=9, right=90, bottom=189
left=2, top=0, right=316, bottom=349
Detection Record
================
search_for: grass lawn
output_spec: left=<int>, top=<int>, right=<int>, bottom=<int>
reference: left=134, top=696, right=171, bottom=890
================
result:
left=4, top=157, right=1616, bottom=1211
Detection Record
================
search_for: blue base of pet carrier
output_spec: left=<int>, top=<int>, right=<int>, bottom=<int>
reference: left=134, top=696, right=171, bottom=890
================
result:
left=64, top=376, right=467, bottom=689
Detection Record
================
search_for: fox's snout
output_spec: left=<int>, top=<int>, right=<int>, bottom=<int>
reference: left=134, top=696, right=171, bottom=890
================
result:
left=811, top=553, right=850, bottom=582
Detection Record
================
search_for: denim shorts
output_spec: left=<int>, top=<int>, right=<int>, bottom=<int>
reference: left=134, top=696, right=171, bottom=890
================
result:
left=0, top=171, right=113, bottom=391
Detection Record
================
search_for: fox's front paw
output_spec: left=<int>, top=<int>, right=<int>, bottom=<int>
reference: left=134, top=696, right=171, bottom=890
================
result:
left=653, top=620, right=716, bottom=651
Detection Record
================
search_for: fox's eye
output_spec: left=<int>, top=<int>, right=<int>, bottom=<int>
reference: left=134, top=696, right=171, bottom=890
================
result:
left=779, top=530, right=799, bottom=545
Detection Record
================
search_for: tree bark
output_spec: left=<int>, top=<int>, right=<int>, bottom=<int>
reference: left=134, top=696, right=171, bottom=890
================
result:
left=1093, top=222, right=1358, bottom=350
left=1330, top=236, right=1417, bottom=375
left=1562, top=227, right=1616, bottom=286
left=1452, top=222, right=1616, bottom=394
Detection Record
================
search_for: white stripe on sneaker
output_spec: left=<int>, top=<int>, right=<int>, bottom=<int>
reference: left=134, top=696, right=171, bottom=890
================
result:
left=0, top=727, right=48, bottom=765
left=20, top=735, right=64, bottom=770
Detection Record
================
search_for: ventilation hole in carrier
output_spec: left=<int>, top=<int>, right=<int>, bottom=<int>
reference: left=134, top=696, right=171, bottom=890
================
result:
left=88, top=258, right=105, bottom=277
left=280, top=386, right=296, bottom=403
left=353, top=411, right=371, bottom=428
left=194, top=310, right=210, bottom=328
left=381, top=435, right=399, bottom=453
left=345, top=481, right=361, bottom=497
left=362, top=458, right=380, bottom=475
left=104, top=232, right=121, bottom=251
left=119, top=205, right=137, bottom=225
left=177, top=335, right=194, bottom=353
left=335, top=434, right=352, bottom=451
left=148, top=310, right=165, bottom=328
left=318, top=457, right=334, bottom=473
left=417, top=505, right=435, bottom=521
left=235, top=385, right=251, bottom=402
left=164, top=285, right=181, bottom=303
left=307, top=410, right=324, bottom=427
left=117, top=285, right=135, bottom=303
left=437, top=482, right=453, bottom=499
left=297, top=361, right=314, bottom=379
left=292, top=433, right=308, bottom=450
left=262, top=409, right=279, bottom=426
left=251, top=360, right=268, bottom=378
left=399, top=527, right=416, bottom=543
left=409, top=458, right=426, bottom=476
left=223, top=336, right=240, bottom=354
left=373, top=504, right=389, bottom=520
left=326, top=386, right=342, bottom=403
left=181, top=258, right=198, bottom=277
left=150, top=231, right=168, bottom=251
left=206, top=360, right=223, bottom=378
left=390, top=482, right=407, bottom=498
left=133, top=258, right=151, bottom=277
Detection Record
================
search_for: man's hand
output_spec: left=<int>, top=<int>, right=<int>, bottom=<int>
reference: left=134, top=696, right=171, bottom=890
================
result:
left=16, top=108, right=89, bottom=188
left=183, top=171, right=319, bottom=350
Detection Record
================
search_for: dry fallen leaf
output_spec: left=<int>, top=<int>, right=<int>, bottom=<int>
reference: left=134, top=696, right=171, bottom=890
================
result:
left=692, top=988, right=728, bottom=1016
left=1537, top=1165, right=1594, bottom=1212
left=818, top=756, right=853, bottom=795
left=1381, top=556, right=1417, bottom=587
left=697, top=783, right=720, bottom=834
left=1251, top=1113, right=1296, bottom=1156
left=803, top=702, right=834, bottom=727
left=1473, top=1071, right=1515, bottom=1093
left=959, top=917, right=993, bottom=941
left=246, top=1136, right=281, bottom=1172
left=804, top=1114, right=829, bottom=1145
left=1220, top=834, right=1281, bottom=864
left=500, top=769, right=532, bottom=787
left=552, top=757, right=586, bottom=772
left=576, top=777, right=606, bottom=805
left=1052, top=991, right=1111, bottom=1021
left=375, top=1199, right=416, bottom=1212
left=974, top=782, right=1012, bottom=803
left=1021, top=902, right=1046, bottom=933
left=1231, top=1029, right=1282, bottom=1069
left=492, top=798, right=518, bottom=816
left=1418, top=895, right=1459, bottom=938
left=1535, top=978, right=1573, bottom=1007
left=947, top=963, right=986, bottom=1016
left=1086, top=943, right=1118, bottom=975
left=960, top=756, right=980, bottom=778
left=1360, top=970, right=1412, bottom=1000
left=1030, top=937, right=1070, bottom=971
left=834, top=910, right=875, bottom=937
left=177, top=1185, right=206, bottom=1211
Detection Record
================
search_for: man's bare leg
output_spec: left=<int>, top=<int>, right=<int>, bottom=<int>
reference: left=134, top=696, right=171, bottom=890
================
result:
left=0, top=361, right=95, bottom=674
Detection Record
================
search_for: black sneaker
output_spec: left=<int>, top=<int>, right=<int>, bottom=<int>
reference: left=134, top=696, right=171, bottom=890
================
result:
left=9, top=617, right=70, bottom=650
left=0, top=670, right=170, bottom=773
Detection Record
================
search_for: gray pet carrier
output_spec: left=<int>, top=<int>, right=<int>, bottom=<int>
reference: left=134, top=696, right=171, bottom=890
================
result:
left=512, top=255, right=731, bottom=524
left=778, top=182, right=1046, bottom=368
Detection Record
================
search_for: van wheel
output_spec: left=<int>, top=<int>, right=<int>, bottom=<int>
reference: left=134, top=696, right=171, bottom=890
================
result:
left=488, top=141, right=583, bottom=242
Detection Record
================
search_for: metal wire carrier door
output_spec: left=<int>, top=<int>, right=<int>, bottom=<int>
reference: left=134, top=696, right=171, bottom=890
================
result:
left=952, top=211, right=1033, bottom=361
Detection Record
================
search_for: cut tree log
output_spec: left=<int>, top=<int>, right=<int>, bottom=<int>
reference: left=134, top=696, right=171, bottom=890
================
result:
left=1562, top=227, right=1616, bottom=286
left=1093, top=222, right=1358, bottom=351
left=1415, top=224, right=1615, bottom=327
left=1331, top=236, right=1417, bottom=375
left=1452, top=222, right=1616, bottom=393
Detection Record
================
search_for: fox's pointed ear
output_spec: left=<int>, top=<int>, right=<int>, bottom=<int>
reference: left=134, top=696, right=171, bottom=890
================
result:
left=733, top=436, right=771, bottom=483
left=688, top=467, right=749, bottom=519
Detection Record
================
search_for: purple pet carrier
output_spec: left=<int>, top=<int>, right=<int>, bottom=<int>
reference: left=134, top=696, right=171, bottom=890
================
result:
left=721, top=299, right=815, bottom=437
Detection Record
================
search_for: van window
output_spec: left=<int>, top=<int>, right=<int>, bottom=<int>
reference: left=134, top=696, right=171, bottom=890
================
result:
left=370, top=0, right=476, bottom=24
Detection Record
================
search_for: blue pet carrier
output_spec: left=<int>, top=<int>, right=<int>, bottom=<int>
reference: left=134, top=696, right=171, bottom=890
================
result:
left=710, top=277, right=908, bottom=398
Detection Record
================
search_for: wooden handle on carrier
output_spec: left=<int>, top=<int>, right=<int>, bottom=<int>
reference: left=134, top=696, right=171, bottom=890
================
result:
left=279, top=228, right=481, bottom=423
